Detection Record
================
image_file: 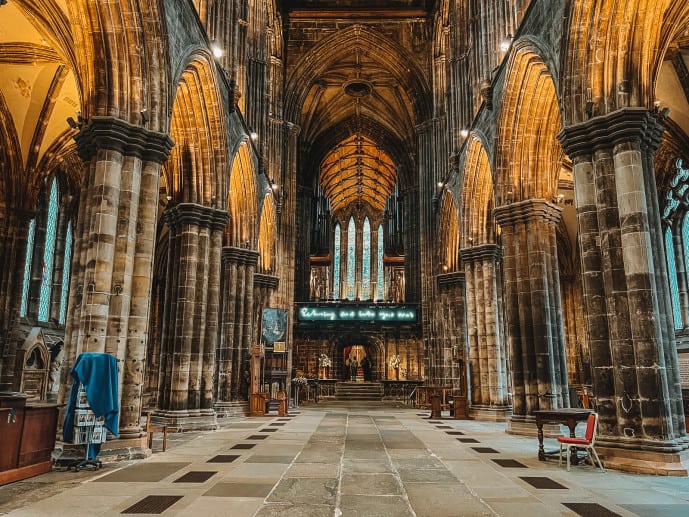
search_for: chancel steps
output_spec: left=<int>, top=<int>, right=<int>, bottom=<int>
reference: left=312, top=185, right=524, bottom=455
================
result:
left=335, top=382, right=382, bottom=401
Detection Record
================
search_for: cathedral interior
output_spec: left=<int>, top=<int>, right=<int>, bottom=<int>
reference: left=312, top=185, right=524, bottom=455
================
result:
left=3, top=0, right=689, bottom=492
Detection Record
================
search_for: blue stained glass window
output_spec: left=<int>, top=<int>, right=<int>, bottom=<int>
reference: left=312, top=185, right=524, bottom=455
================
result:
left=38, top=179, right=58, bottom=322
left=377, top=224, right=384, bottom=300
left=59, top=222, right=72, bottom=324
left=346, top=217, right=356, bottom=299
left=362, top=218, right=371, bottom=299
left=683, top=214, right=689, bottom=279
left=666, top=226, right=683, bottom=329
left=20, top=219, right=36, bottom=317
left=333, top=224, right=341, bottom=299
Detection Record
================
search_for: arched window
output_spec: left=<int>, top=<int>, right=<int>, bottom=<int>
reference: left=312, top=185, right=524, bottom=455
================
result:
left=20, top=220, right=36, bottom=317
left=59, top=222, right=73, bottom=324
left=377, top=223, right=384, bottom=300
left=333, top=223, right=341, bottom=299
left=38, top=179, right=59, bottom=321
left=19, top=176, right=72, bottom=324
left=362, top=218, right=371, bottom=299
left=666, top=226, right=683, bottom=329
left=346, top=217, right=356, bottom=299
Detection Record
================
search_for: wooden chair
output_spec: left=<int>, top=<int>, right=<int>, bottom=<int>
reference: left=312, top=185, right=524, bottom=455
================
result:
left=558, top=412, right=604, bottom=472
left=145, top=414, right=168, bottom=452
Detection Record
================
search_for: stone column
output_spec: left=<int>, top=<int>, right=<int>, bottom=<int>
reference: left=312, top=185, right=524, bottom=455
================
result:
left=436, top=272, right=467, bottom=394
left=154, top=203, right=228, bottom=430
left=461, top=244, right=511, bottom=420
left=559, top=108, right=688, bottom=474
left=494, top=200, right=569, bottom=431
left=0, top=209, right=33, bottom=389
left=215, top=246, right=258, bottom=415
left=55, top=118, right=172, bottom=449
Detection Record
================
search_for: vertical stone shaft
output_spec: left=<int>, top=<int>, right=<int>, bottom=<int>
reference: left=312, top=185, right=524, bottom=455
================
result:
left=58, top=118, right=173, bottom=436
left=558, top=108, right=686, bottom=446
left=189, top=224, right=210, bottom=410
left=203, top=223, right=225, bottom=409
left=495, top=200, right=568, bottom=418
left=218, top=249, right=236, bottom=400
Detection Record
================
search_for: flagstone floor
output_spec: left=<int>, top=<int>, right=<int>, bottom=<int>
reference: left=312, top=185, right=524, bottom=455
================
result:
left=1, top=402, right=689, bottom=516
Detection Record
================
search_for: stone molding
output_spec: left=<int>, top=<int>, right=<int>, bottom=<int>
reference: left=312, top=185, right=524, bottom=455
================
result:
left=436, top=271, right=465, bottom=289
left=254, top=273, right=279, bottom=289
left=163, top=203, right=229, bottom=232
left=493, top=199, right=562, bottom=227
left=557, top=107, right=665, bottom=159
left=459, top=243, right=502, bottom=263
left=222, top=246, right=260, bottom=265
left=74, top=116, right=174, bottom=164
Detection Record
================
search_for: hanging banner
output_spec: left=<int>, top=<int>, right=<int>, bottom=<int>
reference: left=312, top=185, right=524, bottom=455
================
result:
left=261, top=308, right=288, bottom=347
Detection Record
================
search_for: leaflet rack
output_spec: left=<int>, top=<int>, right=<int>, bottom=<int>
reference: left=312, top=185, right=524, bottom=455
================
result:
left=71, top=383, right=106, bottom=471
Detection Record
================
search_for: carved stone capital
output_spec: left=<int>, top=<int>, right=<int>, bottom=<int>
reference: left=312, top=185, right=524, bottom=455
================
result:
left=222, top=246, right=260, bottom=266
left=254, top=273, right=279, bottom=290
left=436, top=271, right=465, bottom=290
left=459, top=243, right=502, bottom=263
left=493, top=199, right=562, bottom=227
left=74, top=116, right=174, bottom=164
left=558, top=107, right=665, bottom=160
left=164, top=203, right=228, bottom=232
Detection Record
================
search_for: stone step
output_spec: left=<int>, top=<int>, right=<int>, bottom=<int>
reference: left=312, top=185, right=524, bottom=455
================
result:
left=334, top=382, right=382, bottom=401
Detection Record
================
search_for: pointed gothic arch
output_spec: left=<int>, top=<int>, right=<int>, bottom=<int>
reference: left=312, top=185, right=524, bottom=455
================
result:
left=227, top=141, right=259, bottom=247
left=459, top=136, right=496, bottom=248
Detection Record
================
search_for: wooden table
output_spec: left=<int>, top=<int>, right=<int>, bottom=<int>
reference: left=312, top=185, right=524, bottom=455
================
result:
left=533, top=408, right=593, bottom=463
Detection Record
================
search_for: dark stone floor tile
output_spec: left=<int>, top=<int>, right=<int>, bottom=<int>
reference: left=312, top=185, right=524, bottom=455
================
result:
left=520, top=476, right=567, bottom=489
left=563, top=502, right=622, bottom=517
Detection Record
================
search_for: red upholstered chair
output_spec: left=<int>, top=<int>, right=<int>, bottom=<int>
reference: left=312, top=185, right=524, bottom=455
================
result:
left=557, top=412, right=604, bottom=472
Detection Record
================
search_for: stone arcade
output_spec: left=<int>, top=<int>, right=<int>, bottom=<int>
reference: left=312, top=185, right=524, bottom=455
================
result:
left=1, top=0, right=689, bottom=480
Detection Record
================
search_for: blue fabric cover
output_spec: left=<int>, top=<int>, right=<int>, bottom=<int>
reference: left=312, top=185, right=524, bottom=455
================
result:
left=63, top=352, right=120, bottom=458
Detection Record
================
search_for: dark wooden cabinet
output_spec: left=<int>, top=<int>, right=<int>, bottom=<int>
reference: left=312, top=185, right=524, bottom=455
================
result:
left=0, top=393, right=58, bottom=485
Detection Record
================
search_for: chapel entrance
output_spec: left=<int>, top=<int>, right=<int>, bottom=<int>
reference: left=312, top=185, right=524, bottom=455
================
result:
left=341, top=344, right=374, bottom=381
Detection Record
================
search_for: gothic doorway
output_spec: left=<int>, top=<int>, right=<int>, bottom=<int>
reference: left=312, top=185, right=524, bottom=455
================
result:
left=330, top=336, right=382, bottom=382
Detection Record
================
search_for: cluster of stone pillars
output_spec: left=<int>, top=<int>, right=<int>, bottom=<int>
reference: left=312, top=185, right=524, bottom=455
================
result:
left=154, top=203, right=228, bottom=428
left=493, top=199, right=569, bottom=429
left=215, top=246, right=259, bottom=415
left=461, top=244, right=510, bottom=418
left=57, top=116, right=173, bottom=441
left=559, top=108, right=688, bottom=468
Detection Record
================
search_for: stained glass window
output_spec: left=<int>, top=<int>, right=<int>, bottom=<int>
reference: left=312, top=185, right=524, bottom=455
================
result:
left=377, top=224, right=384, bottom=300
left=59, top=222, right=72, bottom=324
left=666, top=226, right=683, bottom=329
left=38, top=179, right=58, bottom=322
left=20, top=219, right=36, bottom=317
left=346, top=217, right=356, bottom=299
left=333, top=224, right=341, bottom=299
left=362, top=218, right=371, bottom=299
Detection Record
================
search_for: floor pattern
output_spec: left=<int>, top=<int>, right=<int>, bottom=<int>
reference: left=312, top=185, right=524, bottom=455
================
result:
left=2, top=404, right=689, bottom=516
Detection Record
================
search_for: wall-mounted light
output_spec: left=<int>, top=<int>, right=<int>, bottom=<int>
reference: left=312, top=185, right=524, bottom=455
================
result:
left=66, top=117, right=78, bottom=129
left=500, top=34, right=513, bottom=52
left=211, top=42, right=223, bottom=59
left=249, top=128, right=258, bottom=141
left=459, top=129, right=469, bottom=139
left=140, top=109, right=148, bottom=126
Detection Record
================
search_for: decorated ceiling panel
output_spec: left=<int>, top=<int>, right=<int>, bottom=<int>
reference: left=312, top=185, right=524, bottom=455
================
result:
left=320, top=134, right=397, bottom=213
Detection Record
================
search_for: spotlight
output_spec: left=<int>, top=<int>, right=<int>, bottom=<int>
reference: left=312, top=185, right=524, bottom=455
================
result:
left=66, top=117, right=78, bottom=129
left=460, top=129, right=469, bottom=139
left=211, top=43, right=223, bottom=59
left=500, top=34, right=513, bottom=52
left=249, top=129, right=258, bottom=141
left=140, top=109, right=148, bottom=126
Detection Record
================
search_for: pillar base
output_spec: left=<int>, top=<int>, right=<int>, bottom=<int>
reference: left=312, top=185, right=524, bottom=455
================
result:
left=596, top=443, right=689, bottom=476
left=469, top=404, right=512, bottom=422
left=54, top=435, right=151, bottom=465
left=214, top=401, right=249, bottom=418
left=506, top=414, right=561, bottom=437
left=150, top=409, right=218, bottom=432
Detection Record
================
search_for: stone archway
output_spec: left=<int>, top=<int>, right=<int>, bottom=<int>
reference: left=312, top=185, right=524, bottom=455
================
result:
left=327, top=334, right=383, bottom=383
